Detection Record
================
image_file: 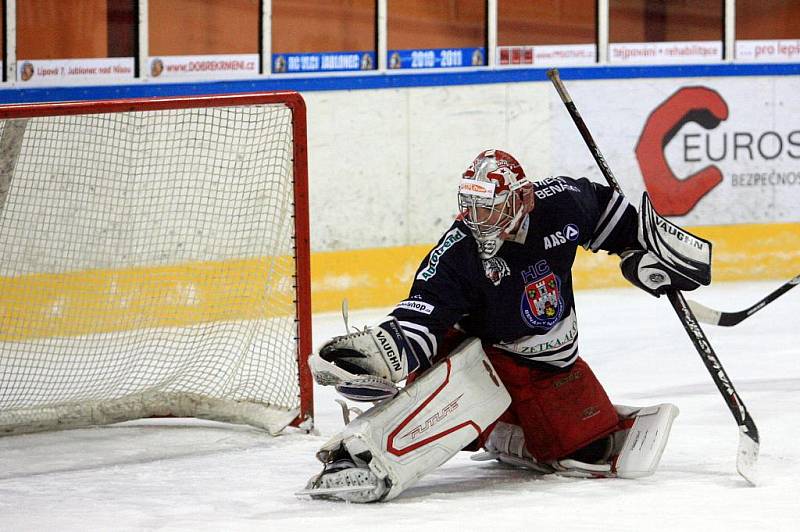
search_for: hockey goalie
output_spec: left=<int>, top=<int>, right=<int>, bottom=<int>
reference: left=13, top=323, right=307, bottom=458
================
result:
left=301, top=150, right=711, bottom=502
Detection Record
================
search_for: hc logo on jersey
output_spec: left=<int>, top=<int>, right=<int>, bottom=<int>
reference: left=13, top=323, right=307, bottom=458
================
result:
left=520, top=261, right=564, bottom=329
left=543, top=223, right=580, bottom=250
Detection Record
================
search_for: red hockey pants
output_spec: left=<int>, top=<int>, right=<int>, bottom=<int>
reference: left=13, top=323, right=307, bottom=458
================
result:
left=483, top=347, right=620, bottom=462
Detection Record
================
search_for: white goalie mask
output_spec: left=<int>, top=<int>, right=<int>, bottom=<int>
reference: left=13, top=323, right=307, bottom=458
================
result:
left=458, top=149, right=532, bottom=241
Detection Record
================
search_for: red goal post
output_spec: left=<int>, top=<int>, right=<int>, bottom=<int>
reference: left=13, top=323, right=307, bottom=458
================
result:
left=0, top=91, right=313, bottom=435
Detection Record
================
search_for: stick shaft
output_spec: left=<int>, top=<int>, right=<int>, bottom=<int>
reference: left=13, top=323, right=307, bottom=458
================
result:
left=547, top=69, right=623, bottom=194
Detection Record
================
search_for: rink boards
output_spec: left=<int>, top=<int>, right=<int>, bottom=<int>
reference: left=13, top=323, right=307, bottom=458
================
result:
left=311, top=221, right=800, bottom=312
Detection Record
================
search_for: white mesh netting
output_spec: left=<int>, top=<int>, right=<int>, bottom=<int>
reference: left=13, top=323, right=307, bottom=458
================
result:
left=0, top=100, right=307, bottom=435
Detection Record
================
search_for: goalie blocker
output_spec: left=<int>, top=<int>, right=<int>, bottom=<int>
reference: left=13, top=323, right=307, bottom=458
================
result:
left=621, top=192, right=711, bottom=297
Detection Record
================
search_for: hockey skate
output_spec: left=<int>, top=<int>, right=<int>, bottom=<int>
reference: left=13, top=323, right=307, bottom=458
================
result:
left=297, top=445, right=389, bottom=503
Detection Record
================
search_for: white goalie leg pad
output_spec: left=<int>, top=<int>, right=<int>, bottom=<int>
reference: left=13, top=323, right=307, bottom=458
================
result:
left=310, top=338, right=510, bottom=502
left=613, top=403, right=679, bottom=478
left=551, top=403, right=680, bottom=478
left=470, top=403, right=679, bottom=479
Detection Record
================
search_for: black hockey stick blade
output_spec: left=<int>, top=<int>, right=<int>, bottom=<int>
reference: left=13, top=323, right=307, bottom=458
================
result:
left=686, top=273, right=800, bottom=326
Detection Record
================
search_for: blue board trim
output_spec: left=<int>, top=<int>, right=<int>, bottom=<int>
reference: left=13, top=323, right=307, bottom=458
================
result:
left=1, top=62, right=798, bottom=104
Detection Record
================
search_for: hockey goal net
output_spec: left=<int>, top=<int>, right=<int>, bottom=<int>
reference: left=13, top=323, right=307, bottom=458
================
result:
left=0, top=92, right=312, bottom=436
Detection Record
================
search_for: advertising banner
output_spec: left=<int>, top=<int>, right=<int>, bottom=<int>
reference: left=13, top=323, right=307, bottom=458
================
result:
left=148, top=55, right=258, bottom=79
left=387, top=48, right=486, bottom=69
left=551, top=77, right=800, bottom=225
left=609, top=41, right=722, bottom=64
left=497, top=44, right=596, bottom=67
left=271, top=51, right=376, bottom=74
left=736, top=39, right=800, bottom=63
left=17, top=58, right=134, bottom=84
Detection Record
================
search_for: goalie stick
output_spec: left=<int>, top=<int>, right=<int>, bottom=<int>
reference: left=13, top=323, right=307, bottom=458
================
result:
left=687, top=274, right=800, bottom=326
left=547, top=68, right=759, bottom=486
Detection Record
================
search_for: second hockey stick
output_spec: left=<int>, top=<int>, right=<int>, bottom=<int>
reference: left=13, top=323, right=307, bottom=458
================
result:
left=546, top=68, right=759, bottom=486
left=687, top=273, right=800, bottom=326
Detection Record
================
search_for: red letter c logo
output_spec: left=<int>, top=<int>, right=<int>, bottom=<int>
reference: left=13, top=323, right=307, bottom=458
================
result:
left=635, top=87, right=728, bottom=216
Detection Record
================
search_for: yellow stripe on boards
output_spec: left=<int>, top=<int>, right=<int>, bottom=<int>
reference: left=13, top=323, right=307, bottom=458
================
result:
left=1, top=223, right=796, bottom=340
left=310, top=245, right=432, bottom=313
left=0, top=257, right=295, bottom=341
left=312, top=222, right=800, bottom=312
left=692, top=222, right=800, bottom=281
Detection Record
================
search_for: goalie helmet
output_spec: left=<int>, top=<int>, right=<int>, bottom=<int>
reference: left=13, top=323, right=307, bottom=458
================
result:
left=458, top=149, right=530, bottom=239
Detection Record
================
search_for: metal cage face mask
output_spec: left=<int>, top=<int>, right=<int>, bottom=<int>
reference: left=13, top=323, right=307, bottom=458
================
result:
left=458, top=150, right=526, bottom=238
left=458, top=181, right=517, bottom=238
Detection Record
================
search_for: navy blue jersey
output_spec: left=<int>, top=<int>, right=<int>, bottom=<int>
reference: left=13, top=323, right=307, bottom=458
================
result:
left=390, top=176, right=639, bottom=369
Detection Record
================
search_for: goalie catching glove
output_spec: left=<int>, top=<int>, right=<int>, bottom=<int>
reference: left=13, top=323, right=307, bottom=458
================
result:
left=309, top=316, right=430, bottom=402
left=621, top=192, right=712, bottom=297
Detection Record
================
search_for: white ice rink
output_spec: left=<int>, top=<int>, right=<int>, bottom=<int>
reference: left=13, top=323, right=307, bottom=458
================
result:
left=1, top=281, right=798, bottom=531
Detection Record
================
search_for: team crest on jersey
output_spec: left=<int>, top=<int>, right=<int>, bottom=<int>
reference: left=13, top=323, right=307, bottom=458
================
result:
left=483, top=257, right=510, bottom=286
left=520, top=261, right=564, bottom=329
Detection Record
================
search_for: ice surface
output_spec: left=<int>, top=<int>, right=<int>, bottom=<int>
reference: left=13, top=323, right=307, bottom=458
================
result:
left=1, top=281, right=798, bottom=530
